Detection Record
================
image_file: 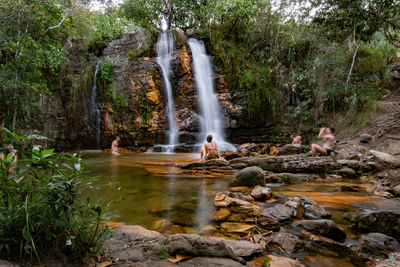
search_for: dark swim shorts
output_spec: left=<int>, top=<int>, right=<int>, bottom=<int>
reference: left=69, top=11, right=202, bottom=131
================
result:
left=325, top=149, right=332, bottom=155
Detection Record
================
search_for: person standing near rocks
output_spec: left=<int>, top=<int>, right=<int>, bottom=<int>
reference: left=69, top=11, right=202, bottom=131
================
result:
left=0, top=144, right=18, bottom=172
left=311, top=127, right=335, bottom=157
left=200, top=135, right=221, bottom=160
left=111, top=136, right=121, bottom=156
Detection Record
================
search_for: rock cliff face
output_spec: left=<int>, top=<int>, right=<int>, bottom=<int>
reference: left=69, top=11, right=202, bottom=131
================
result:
left=38, top=27, right=251, bottom=150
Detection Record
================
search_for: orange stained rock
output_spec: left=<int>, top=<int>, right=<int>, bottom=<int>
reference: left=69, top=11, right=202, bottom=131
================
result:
left=179, top=46, right=192, bottom=74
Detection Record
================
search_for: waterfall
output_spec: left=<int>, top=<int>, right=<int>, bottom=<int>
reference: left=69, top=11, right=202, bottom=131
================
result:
left=88, top=61, right=101, bottom=148
left=156, top=31, right=179, bottom=152
left=188, top=38, right=236, bottom=151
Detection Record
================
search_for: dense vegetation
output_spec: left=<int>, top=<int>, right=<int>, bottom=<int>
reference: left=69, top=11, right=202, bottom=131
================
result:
left=0, top=127, right=108, bottom=263
left=120, top=0, right=400, bottom=136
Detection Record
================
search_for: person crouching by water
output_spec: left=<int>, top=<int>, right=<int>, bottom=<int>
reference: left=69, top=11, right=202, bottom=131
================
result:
left=311, top=127, right=335, bottom=157
left=111, top=136, right=120, bottom=156
left=291, top=134, right=302, bottom=145
left=200, top=135, right=221, bottom=161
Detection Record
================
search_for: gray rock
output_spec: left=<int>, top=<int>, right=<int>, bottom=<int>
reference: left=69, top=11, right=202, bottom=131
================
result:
left=335, top=167, right=357, bottom=178
left=111, top=225, right=165, bottom=242
left=359, top=134, right=373, bottom=143
left=164, top=234, right=263, bottom=260
left=262, top=204, right=294, bottom=222
left=181, top=257, right=244, bottom=267
left=393, top=185, right=400, bottom=196
left=114, top=260, right=177, bottom=267
left=231, top=166, right=266, bottom=187
left=180, top=158, right=230, bottom=169
left=229, top=155, right=341, bottom=173
left=369, top=150, right=400, bottom=169
left=0, top=260, right=20, bottom=267
left=293, top=219, right=346, bottom=241
left=276, top=144, right=302, bottom=156
left=357, top=233, right=400, bottom=258
left=251, top=186, right=272, bottom=200
left=266, top=232, right=304, bottom=255
left=296, top=195, right=331, bottom=219
left=354, top=210, right=400, bottom=239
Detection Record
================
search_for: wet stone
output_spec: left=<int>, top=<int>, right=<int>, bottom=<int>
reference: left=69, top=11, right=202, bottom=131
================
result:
left=262, top=203, right=294, bottom=223
left=257, top=217, right=280, bottom=231
left=293, top=219, right=346, bottom=242
left=212, top=208, right=231, bottom=221
left=251, top=186, right=272, bottom=200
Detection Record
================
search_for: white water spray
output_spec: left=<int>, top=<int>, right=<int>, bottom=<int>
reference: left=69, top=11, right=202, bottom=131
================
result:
left=156, top=31, right=179, bottom=152
left=188, top=38, right=236, bottom=151
left=88, top=61, right=101, bottom=148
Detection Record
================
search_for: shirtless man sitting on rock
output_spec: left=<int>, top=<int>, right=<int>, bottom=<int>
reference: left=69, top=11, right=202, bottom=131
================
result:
left=311, top=127, right=335, bottom=157
left=200, top=135, right=221, bottom=161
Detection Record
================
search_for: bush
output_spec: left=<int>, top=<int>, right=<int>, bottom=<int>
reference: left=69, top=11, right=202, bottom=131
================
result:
left=0, top=129, right=109, bottom=263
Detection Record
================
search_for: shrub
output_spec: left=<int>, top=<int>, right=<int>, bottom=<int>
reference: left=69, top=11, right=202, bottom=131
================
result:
left=0, top=128, right=109, bottom=263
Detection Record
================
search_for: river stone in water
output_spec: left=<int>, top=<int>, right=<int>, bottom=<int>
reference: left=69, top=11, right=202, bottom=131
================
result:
left=231, top=166, right=266, bottom=186
left=251, top=186, right=272, bottom=200
left=257, top=217, right=280, bottom=231
left=296, top=195, right=331, bottom=219
left=355, top=210, right=400, bottom=238
left=293, top=219, right=346, bottom=241
left=357, top=233, right=400, bottom=258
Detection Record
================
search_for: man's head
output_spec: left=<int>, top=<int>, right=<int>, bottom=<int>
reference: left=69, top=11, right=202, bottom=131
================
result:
left=326, top=127, right=335, bottom=134
left=3, top=144, right=13, bottom=151
left=207, top=135, right=213, bottom=143
left=115, top=136, right=120, bottom=141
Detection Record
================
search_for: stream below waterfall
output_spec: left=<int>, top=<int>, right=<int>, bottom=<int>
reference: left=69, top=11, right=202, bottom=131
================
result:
left=82, top=152, right=400, bottom=266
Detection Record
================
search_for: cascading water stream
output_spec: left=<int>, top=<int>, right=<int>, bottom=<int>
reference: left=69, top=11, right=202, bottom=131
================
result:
left=188, top=38, right=236, bottom=151
left=88, top=61, right=101, bottom=148
left=155, top=31, right=179, bottom=153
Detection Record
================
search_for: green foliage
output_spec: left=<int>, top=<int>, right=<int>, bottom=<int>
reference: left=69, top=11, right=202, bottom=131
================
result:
left=107, top=83, right=128, bottom=110
left=128, top=46, right=152, bottom=60
left=0, top=129, right=109, bottom=262
left=261, top=256, right=271, bottom=267
left=158, top=245, right=170, bottom=259
left=99, top=59, right=114, bottom=84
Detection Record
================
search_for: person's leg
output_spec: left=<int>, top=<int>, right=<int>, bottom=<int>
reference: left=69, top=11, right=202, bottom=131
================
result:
left=200, top=146, right=205, bottom=160
left=311, top=144, right=328, bottom=157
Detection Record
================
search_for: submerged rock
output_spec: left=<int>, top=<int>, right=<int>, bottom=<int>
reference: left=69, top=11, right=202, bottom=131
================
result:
left=293, top=219, right=346, bottom=242
left=357, top=233, right=400, bottom=258
left=251, top=186, right=272, bottom=200
left=231, top=166, right=266, bottom=187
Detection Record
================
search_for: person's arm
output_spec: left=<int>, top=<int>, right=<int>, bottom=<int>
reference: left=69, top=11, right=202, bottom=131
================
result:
left=318, top=128, right=326, bottom=139
left=204, top=144, right=209, bottom=157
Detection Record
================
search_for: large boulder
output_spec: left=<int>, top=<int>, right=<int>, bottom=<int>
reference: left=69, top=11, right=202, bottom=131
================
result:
left=353, top=210, right=400, bottom=238
left=293, top=219, right=346, bottom=241
left=231, top=166, right=266, bottom=187
left=275, top=144, right=302, bottom=156
left=369, top=150, right=400, bottom=169
left=229, top=155, right=341, bottom=173
left=357, top=233, right=400, bottom=258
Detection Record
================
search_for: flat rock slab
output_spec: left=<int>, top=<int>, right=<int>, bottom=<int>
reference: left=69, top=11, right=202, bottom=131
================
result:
left=113, top=260, right=177, bottom=267
left=164, top=234, right=263, bottom=259
left=179, top=158, right=229, bottom=169
left=268, top=255, right=306, bottom=267
left=262, top=204, right=294, bottom=222
left=230, top=155, right=341, bottom=173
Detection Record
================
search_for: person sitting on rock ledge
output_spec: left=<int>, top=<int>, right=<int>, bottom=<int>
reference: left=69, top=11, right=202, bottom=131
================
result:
left=111, top=136, right=121, bottom=156
left=311, top=127, right=336, bottom=157
left=200, top=135, right=221, bottom=160
left=291, top=134, right=302, bottom=144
